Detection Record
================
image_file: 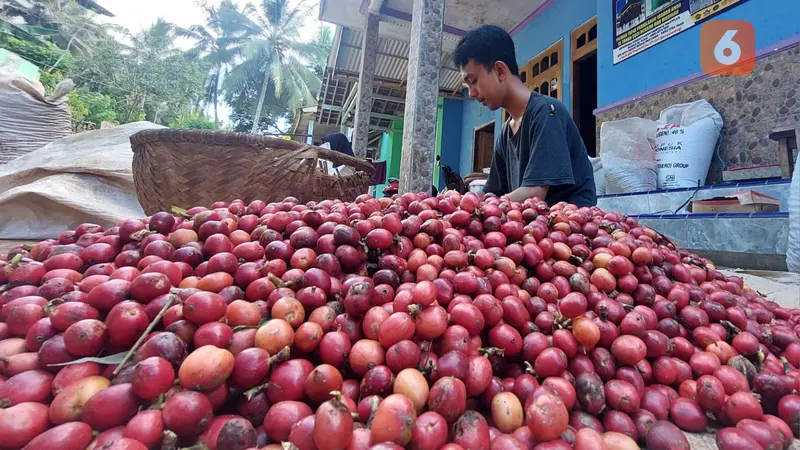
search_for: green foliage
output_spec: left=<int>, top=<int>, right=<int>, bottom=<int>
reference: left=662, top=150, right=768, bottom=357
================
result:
left=169, top=112, right=217, bottom=130
left=72, top=19, right=210, bottom=126
left=0, top=33, right=73, bottom=72
left=68, top=88, right=117, bottom=130
left=0, top=33, right=73, bottom=93
left=309, top=25, right=332, bottom=78
left=67, top=90, right=88, bottom=123
left=224, top=66, right=290, bottom=134
left=221, top=0, right=323, bottom=133
left=0, top=19, right=59, bottom=45
left=178, top=0, right=251, bottom=124
left=3, top=0, right=331, bottom=133
left=2, top=0, right=113, bottom=53
left=38, top=70, right=62, bottom=93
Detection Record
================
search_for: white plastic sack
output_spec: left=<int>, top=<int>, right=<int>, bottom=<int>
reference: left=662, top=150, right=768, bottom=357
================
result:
left=599, top=118, right=658, bottom=194
left=0, top=122, right=164, bottom=239
left=590, top=157, right=605, bottom=196
left=787, top=158, right=800, bottom=273
left=0, top=58, right=73, bottom=165
left=655, top=99, right=723, bottom=189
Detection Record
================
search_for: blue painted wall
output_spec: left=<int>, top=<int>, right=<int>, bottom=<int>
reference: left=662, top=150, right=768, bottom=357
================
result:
left=439, top=98, right=464, bottom=187
left=450, top=0, right=800, bottom=169
left=596, top=0, right=800, bottom=107
left=456, top=0, right=598, bottom=173
left=460, top=102, right=499, bottom=176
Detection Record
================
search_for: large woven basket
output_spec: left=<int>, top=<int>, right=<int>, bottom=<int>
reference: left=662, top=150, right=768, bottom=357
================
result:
left=130, top=129, right=374, bottom=215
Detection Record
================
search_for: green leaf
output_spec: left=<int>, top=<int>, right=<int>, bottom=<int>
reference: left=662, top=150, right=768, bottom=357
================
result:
left=48, top=352, right=128, bottom=367
left=170, top=206, right=190, bottom=216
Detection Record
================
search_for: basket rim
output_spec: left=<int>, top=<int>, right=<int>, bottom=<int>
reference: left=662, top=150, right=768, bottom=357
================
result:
left=129, top=128, right=375, bottom=175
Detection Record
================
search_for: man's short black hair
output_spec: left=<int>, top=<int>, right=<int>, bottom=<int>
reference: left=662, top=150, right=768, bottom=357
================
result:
left=452, top=25, right=519, bottom=77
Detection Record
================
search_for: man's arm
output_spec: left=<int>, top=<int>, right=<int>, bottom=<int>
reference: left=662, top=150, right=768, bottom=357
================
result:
left=506, top=185, right=548, bottom=203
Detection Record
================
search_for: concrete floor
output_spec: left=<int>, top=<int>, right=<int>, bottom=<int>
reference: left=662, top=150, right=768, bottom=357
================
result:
left=719, top=268, right=800, bottom=308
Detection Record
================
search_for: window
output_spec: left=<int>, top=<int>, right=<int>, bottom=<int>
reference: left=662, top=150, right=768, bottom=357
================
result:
left=572, top=17, right=598, bottom=62
left=519, top=40, right=563, bottom=101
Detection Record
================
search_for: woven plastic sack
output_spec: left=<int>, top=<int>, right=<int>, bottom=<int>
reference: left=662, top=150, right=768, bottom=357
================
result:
left=590, top=157, right=605, bottom=196
left=655, top=99, right=723, bottom=188
left=599, top=117, right=658, bottom=194
left=787, top=158, right=800, bottom=273
left=0, top=122, right=163, bottom=239
left=0, top=57, right=73, bottom=164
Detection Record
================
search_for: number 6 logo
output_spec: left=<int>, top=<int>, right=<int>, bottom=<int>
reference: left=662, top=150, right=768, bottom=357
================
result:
left=714, top=30, right=742, bottom=66
left=701, top=20, right=755, bottom=76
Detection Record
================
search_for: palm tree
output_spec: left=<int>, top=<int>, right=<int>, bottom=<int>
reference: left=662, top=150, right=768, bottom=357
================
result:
left=223, top=0, right=323, bottom=134
left=130, top=17, right=182, bottom=63
left=309, top=24, right=332, bottom=78
left=179, top=0, right=250, bottom=125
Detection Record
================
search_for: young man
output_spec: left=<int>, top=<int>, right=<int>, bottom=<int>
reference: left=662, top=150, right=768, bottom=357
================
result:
left=452, top=25, right=597, bottom=207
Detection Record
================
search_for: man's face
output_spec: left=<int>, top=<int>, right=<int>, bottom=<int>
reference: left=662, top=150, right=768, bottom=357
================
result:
left=460, top=60, right=506, bottom=111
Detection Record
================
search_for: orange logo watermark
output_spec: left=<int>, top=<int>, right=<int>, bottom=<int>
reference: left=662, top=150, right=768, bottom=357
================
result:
left=700, top=20, right=755, bottom=76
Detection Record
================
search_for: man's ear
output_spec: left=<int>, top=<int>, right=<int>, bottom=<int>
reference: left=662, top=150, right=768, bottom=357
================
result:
left=494, top=61, right=508, bottom=82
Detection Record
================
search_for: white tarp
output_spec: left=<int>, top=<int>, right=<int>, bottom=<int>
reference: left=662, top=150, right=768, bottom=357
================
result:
left=0, top=57, right=73, bottom=164
left=0, top=122, right=163, bottom=239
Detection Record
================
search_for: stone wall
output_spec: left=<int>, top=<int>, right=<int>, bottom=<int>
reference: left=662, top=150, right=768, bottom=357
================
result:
left=399, top=0, right=444, bottom=194
left=595, top=43, right=800, bottom=183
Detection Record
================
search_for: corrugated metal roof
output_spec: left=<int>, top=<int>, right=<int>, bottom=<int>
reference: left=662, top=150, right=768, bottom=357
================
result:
left=335, top=28, right=464, bottom=92
left=315, top=25, right=468, bottom=136
left=315, top=71, right=408, bottom=129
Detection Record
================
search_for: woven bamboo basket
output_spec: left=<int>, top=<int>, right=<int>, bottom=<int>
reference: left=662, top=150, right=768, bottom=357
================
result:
left=130, top=129, right=374, bottom=215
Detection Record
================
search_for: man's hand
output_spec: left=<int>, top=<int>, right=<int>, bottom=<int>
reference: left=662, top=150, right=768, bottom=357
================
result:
left=505, top=186, right=548, bottom=203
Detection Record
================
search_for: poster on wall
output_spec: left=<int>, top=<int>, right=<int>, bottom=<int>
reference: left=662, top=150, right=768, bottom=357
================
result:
left=612, top=0, right=751, bottom=64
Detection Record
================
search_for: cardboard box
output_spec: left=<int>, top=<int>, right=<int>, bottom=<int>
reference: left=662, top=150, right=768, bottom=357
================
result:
left=690, top=190, right=780, bottom=214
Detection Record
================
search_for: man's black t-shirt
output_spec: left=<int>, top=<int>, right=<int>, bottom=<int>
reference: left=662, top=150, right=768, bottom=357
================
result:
left=483, top=93, right=597, bottom=207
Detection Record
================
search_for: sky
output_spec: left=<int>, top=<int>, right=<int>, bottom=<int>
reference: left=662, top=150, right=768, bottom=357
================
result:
left=94, top=0, right=325, bottom=45
left=94, top=0, right=213, bottom=38
left=92, top=0, right=328, bottom=126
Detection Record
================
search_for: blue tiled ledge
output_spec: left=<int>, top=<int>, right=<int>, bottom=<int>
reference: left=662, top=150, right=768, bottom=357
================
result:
left=598, top=178, right=791, bottom=199
left=634, top=213, right=789, bottom=255
left=597, top=180, right=792, bottom=217
left=631, top=212, right=790, bottom=220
